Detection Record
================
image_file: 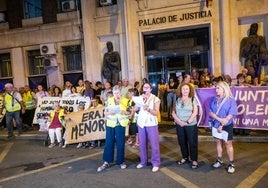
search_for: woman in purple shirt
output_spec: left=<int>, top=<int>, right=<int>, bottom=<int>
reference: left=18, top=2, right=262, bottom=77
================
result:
left=209, top=81, right=238, bottom=174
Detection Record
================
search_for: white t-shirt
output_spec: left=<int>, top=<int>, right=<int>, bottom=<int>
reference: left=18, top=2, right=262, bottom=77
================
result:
left=137, top=94, right=160, bottom=128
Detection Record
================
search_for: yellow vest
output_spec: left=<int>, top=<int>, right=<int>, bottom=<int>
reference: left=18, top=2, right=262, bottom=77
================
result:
left=23, top=91, right=35, bottom=110
left=4, top=92, right=21, bottom=112
left=106, top=97, right=130, bottom=127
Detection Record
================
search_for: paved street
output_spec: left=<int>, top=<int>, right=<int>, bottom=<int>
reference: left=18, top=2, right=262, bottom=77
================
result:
left=0, top=136, right=267, bottom=188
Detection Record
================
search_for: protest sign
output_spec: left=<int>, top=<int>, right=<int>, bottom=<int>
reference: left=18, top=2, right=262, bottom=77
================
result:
left=33, top=96, right=91, bottom=125
left=64, top=107, right=106, bottom=144
left=196, top=86, right=268, bottom=130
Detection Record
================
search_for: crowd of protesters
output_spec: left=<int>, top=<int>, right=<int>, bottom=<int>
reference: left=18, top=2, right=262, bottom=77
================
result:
left=0, top=67, right=267, bottom=173
left=0, top=67, right=267, bottom=135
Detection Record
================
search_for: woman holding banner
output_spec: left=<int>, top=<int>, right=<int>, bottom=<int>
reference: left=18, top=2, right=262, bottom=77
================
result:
left=97, top=85, right=130, bottom=172
left=209, top=81, right=238, bottom=174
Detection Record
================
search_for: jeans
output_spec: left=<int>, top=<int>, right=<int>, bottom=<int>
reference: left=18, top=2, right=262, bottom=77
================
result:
left=103, top=125, right=126, bottom=164
left=6, top=110, right=23, bottom=136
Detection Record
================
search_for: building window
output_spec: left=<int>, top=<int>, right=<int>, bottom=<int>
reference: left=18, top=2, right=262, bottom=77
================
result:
left=28, top=50, right=45, bottom=75
left=0, top=53, right=12, bottom=78
left=24, top=0, right=42, bottom=19
left=62, top=45, right=82, bottom=71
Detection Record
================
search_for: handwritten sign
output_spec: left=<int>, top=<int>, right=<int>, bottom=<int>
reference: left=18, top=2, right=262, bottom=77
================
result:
left=64, top=107, right=106, bottom=144
left=33, top=96, right=91, bottom=125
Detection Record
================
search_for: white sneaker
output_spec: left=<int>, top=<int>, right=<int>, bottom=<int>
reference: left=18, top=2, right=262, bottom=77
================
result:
left=213, top=159, right=223, bottom=168
left=227, top=164, right=235, bottom=174
left=152, top=166, right=159, bottom=172
left=77, top=143, right=83, bottom=149
left=97, top=162, right=109, bottom=172
left=48, top=143, right=56, bottom=148
left=120, top=162, right=127, bottom=169
left=136, top=164, right=144, bottom=169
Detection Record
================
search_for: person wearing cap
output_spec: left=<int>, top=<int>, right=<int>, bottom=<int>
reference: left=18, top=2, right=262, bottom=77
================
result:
left=2, top=83, right=25, bottom=138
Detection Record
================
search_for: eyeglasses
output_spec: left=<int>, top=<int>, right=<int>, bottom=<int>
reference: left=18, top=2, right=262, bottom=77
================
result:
left=143, top=86, right=150, bottom=89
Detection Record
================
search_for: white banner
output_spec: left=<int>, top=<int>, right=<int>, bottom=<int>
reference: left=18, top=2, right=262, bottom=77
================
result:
left=33, top=96, right=91, bottom=125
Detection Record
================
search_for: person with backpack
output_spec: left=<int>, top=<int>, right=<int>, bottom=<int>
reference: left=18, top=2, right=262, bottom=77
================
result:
left=172, top=82, right=199, bottom=169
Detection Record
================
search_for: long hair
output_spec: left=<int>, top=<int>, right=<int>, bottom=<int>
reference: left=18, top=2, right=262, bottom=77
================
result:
left=217, top=81, right=233, bottom=98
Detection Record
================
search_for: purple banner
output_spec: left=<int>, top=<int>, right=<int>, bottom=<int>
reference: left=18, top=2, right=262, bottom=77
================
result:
left=196, top=86, right=268, bottom=130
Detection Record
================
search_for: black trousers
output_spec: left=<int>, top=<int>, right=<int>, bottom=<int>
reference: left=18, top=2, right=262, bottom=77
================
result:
left=176, top=124, right=198, bottom=161
left=22, top=108, right=35, bottom=127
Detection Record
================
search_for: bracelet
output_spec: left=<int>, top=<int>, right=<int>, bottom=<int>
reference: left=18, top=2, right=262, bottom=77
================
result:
left=186, top=121, right=190, bottom=124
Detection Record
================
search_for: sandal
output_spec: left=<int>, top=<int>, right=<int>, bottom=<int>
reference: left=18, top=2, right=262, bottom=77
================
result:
left=177, top=158, right=188, bottom=165
left=191, top=161, right=199, bottom=169
left=126, top=139, right=133, bottom=145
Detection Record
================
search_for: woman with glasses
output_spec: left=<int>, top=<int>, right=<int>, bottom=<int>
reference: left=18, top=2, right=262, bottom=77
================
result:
left=97, top=85, right=130, bottom=172
left=172, top=83, right=199, bottom=169
left=136, top=82, right=161, bottom=172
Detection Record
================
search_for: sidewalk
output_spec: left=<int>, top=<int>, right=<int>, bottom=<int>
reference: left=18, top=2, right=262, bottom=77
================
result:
left=1, top=114, right=268, bottom=142
left=158, top=118, right=268, bottom=143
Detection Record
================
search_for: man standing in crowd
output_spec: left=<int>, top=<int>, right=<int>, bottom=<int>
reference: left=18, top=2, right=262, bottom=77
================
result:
left=120, top=78, right=132, bottom=98
left=1, top=83, right=25, bottom=138
left=22, top=85, right=37, bottom=129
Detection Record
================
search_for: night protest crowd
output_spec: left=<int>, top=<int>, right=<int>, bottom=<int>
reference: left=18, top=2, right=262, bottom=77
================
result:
left=0, top=67, right=267, bottom=174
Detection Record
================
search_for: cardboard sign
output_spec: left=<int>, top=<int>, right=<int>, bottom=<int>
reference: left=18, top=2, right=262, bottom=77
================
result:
left=64, top=107, right=106, bottom=144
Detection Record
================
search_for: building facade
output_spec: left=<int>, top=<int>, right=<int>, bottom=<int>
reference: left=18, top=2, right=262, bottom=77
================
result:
left=0, top=0, right=267, bottom=89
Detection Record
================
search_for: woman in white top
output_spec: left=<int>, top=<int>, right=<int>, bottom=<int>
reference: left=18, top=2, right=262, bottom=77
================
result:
left=35, top=84, right=50, bottom=99
left=136, top=82, right=161, bottom=172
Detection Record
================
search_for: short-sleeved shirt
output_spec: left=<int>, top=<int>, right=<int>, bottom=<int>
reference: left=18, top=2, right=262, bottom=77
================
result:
left=175, top=97, right=198, bottom=126
left=209, top=97, right=238, bottom=128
